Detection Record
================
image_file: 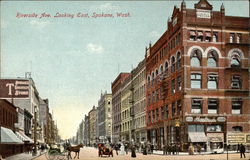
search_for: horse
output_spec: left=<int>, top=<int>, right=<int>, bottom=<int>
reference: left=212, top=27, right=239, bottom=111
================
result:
left=66, top=144, right=84, bottom=159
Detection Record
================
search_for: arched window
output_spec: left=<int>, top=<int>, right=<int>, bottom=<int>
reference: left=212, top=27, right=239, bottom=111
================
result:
left=230, top=52, right=241, bottom=67
left=155, top=69, right=158, bottom=76
left=207, top=50, right=218, bottom=67
left=152, top=72, right=155, bottom=86
left=171, top=56, right=176, bottom=72
left=160, top=65, right=164, bottom=74
left=147, top=76, right=151, bottom=87
left=232, top=126, right=243, bottom=132
left=177, top=52, right=181, bottom=69
left=165, top=62, right=169, bottom=74
left=190, top=49, right=202, bottom=67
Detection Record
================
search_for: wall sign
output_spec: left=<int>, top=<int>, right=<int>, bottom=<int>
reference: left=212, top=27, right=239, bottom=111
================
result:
left=0, top=79, right=29, bottom=98
left=197, top=9, right=211, bottom=19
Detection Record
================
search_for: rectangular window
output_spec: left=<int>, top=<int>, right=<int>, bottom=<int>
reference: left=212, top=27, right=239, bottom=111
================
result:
left=213, top=32, right=218, bottom=42
left=171, top=79, right=175, bottom=94
left=208, top=99, right=218, bottom=114
left=231, top=75, right=241, bottom=89
left=189, top=30, right=196, bottom=41
left=188, top=125, right=204, bottom=132
left=172, top=102, right=175, bottom=117
left=156, top=109, right=159, bottom=121
left=161, top=106, right=164, bottom=120
left=191, top=99, right=202, bottom=114
left=237, top=33, right=241, bottom=43
left=152, top=110, right=155, bottom=123
left=208, top=74, right=218, bottom=89
left=177, top=76, right=182, bottom=91
left=205, top=32, right=211, bottom=42
left=177, top=100, right=182, bottom=115
left=191, top=73, right=202, bottom=89
left=230, top=33, right=234, bottom=43
left=148, top=95, right=151, bottom=106
left=207, top=125, right=222, bottom=132
left=197, top=31, right=203, bottom=41
left=232, top=100, right=242, bottom=114
left=166, top=105, right=169, bottom=119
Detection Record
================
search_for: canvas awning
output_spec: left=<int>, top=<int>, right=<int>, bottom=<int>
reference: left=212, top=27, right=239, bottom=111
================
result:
left=190, top=31, right=196, bottom=36
left=15, top=131, right=34, bottom=143
left=0, top=127, right=24, bottom=144
left=205, top=32, right=211, bottom=37
left=198, top=32, right=203, bottom=36
left=188, top=132, right=207, bottom=142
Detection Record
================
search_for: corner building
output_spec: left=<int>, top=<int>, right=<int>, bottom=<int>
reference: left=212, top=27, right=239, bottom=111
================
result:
left=145, top=0, right=249, bottom=151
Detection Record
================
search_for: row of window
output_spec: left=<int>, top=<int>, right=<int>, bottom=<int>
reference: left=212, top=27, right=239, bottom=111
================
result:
left=229, top=33, right=242, bottom=43
left=191, top=73, right=242, bottom=89
left=189, top=30, right=218, bottom=42
left=191, top=98, right=243, bottom=114
left=188, top=125, right=243, bottom=133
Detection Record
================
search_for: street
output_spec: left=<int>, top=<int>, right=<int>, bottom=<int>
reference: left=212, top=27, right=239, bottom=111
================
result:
left=34, top=147, right=250, bottom=160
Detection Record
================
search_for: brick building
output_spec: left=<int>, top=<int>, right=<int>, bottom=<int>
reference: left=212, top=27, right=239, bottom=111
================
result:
left=145, top=0, right=249, bottom=151
left=111, top=73, right=130, bottom=143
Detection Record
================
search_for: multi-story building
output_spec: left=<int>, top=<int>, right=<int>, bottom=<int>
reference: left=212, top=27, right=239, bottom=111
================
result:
left=83, top=115, right=90, bottom=146
left=120, top=74, right=132, bottom=142
left=98, top=92, right=112, bottom=143
left=146, top=0, right=249, bottom=151
left=131, top=60, right=147, bottom=144
left=111, top=73, right=130, bottom=143
left=88, top=106, right=97, bottom=146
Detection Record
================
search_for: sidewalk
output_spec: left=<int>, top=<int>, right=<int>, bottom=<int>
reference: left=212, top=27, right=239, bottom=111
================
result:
left=5, top=151, right=47, bottom=160
left=152, top=150, right=242, bottom=156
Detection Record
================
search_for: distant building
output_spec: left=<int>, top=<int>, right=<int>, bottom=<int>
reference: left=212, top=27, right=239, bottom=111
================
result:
left=88, top=106, right=97, bottom=146
left=83, top=115, right=90, bottom=146
left=98, top=91, right=112, bottom=143
left=111, top=73, right=130, bottom=143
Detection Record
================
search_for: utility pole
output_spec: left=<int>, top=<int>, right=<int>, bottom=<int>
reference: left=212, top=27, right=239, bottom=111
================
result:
left=34, top=106, right=37, bottom=155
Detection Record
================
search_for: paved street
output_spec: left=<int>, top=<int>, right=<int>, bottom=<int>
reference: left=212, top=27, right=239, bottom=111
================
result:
left=34, top=147, right=250, bottom=160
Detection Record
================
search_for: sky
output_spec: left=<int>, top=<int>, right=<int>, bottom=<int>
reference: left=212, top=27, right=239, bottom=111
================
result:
left=1, top=0, right=249, bottom=139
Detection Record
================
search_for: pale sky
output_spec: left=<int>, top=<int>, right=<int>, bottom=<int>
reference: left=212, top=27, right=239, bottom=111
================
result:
left=1, top=0, right=249, bottom=139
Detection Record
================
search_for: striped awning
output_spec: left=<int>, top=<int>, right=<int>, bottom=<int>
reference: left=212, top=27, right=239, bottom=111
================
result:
left=188, top=132, right=207, bottom=142
left=0, top=127, right=24, bottom=144
left=15, top=131, right=34, bottom=143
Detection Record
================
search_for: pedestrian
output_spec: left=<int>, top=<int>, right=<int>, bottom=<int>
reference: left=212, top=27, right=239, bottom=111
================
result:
left=239, top=143, right=246, bottom=158
left=115, top=143, right=119, bottom=155
left=150, top=144, right=154, bottom=154
left=188, top=143, right=194, bottom=155
left=163, top=144, right=166, bottom=155
left=197, top=144, right=201, bottom=154
left=125, top=143, right=128, bottom=154
left=237, top=143, right=240, bottom=153
left=131, top=145, right=136, bottom=158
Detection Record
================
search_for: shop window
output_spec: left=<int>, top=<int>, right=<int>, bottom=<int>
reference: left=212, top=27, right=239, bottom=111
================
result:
left=207, top=50, right=218, bottom=67
left=191, top=99, right=202, bottom=114
left=232, top=99, right=242, bottom=114
left=171, top=56, right=176, bottom=73
left=230, top=52, right=241, bottom=67
left=177, top=76, right=182, bottom=91
left=189, top=30, right=196, bottom=41
left=231, top=75, right=241, bottom=89
left=208, top=99, right=218, bottom=114
left=190, top=49, right=202, bottom=67
left=232, top=126, right=243, bottom=132
left=230, top=33, right=235, bottom=43
left=237, top=33, right=241, bottom=43
left=191, top=73, right=202, bottom=89
left=205, top=32, right=211, bottom=42
left=207, top=125, right=222, bottom=132
left=197, top=31, right=203, bottom=41
left=208, top=74, right=218, bottom=89
left=171, top=79, right=175, bottom=94
left=177, top=52, right=181, bottom=69
left=212, top=32, right=218, bottom=42
left=188, top=125, right=204, bottom=132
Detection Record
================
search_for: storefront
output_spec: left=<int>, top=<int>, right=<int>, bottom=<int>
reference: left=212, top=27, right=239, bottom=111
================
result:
left=227, top=133, right=250, bottom=151
left=184, top=116, right=226, bottom=152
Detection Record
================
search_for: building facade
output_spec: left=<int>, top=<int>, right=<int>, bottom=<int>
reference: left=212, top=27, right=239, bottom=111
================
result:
left=146, top=0, right=249, bottom=151
left=111, top=73, right=130, bottom=143
left=83, top=115, right=90, bottom=146
left=88, top=106, right=97, bottom=146
left=98, top=92, right=112, bottom=143
left=131, top=60, right=147, bottom=144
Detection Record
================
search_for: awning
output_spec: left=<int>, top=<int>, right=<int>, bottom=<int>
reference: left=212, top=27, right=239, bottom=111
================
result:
left=0, top=127, right=24, bottom=144
left=205, top=32, right=211, bottom=37
left=190, top=31, right=196, bottom=36
left=198, top=32, right=203, bottom=36
left=15, top=131, right=34, bottom=143
left=188, top=132, right=207, bottom=142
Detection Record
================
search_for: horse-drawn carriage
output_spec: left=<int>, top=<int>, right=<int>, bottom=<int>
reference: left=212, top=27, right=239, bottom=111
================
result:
left=98, top=143, right=113, bottom=157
